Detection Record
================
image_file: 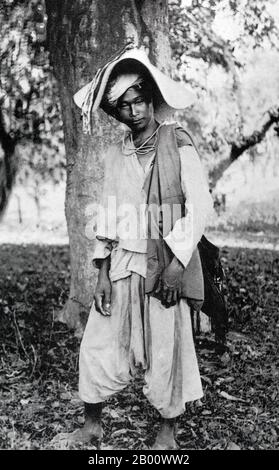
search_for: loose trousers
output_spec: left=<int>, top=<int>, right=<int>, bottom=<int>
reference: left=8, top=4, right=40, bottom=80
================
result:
left=79, top=273, right=203, bottom=418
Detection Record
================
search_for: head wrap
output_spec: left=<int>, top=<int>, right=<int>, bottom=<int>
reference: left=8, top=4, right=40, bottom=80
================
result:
left=105, top=73, right=143, bottom=108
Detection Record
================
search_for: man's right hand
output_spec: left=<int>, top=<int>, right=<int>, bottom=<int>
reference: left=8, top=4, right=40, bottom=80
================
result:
left=93, top=257, right=112, bottom=316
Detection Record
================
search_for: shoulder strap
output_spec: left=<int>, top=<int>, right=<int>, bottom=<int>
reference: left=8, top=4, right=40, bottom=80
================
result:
left=174, top=123, right=193, bottom=147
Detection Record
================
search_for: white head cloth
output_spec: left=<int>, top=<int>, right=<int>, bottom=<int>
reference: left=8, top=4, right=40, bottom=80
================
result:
left=106, top=73, right=142, bottom=107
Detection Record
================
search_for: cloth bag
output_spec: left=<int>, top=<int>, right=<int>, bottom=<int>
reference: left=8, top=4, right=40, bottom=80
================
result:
left=143, top=123, right=228, bottom=342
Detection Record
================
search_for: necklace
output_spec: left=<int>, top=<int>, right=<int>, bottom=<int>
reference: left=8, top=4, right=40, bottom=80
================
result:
left=122, top=123, right=162, bottom=156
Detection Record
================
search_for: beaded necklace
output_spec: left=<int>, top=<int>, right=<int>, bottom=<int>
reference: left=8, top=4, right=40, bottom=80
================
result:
left=122, top=123, right=163, bottom=156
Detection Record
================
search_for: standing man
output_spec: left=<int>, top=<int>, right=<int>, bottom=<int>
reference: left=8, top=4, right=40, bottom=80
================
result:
left=56, top=47, right=213, bottom=450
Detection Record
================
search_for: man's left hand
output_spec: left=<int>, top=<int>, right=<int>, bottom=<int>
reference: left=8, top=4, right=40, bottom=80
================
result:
left=155, top=257, right=184, bottom=308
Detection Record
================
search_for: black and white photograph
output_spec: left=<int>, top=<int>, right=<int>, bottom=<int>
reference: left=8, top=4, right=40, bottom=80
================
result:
left=0, top=0, right=278, bottom=455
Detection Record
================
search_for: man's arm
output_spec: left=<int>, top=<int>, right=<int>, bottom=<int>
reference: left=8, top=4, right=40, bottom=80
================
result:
left=91, top=144, right=119, bottom=315
left=157, top=144, right=213, bottom=308
left=163, top=144, right=214, bottom=269
left=94, top=255, right=112, bottom=316
left=92, top=238, right=113, bottom=316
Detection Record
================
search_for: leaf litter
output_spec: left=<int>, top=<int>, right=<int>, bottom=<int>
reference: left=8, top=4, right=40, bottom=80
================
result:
left=0, top=244, right=278, bottom=450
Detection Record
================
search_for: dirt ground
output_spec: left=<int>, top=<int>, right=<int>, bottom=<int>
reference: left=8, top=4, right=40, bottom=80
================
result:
left=0, top=243, right=278, bottom=450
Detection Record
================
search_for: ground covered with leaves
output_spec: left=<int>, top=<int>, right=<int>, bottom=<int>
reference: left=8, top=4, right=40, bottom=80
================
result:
left=0, top=244, right=278, bottom=450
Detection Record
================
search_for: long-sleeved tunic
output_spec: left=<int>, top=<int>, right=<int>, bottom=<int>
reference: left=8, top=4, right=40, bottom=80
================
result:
left=79, top=124, right=213, bottom=418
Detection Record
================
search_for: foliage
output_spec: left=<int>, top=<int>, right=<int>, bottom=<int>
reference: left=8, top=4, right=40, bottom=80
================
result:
left=169, top=0, right=279, bottom=69
left=0, top=0, right=65, bottom=186
left=0, top=0, right=279, bottom=193
left=169, top=0, right=279, bottom=183
left=0, top=244, right=278, bottom=449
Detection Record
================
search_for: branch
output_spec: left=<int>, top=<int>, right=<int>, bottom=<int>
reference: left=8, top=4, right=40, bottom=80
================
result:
left=183, top=9, right=235, bottom=70
left=209, top=105, right=279, bottom=188
left=230, top=107, right=279, bottom=160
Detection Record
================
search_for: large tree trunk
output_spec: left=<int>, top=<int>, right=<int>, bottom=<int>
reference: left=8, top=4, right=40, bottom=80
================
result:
left=45, top=0, right=171, bottom=333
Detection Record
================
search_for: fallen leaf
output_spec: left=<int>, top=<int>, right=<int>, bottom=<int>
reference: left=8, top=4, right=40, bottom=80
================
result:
left=220, top=352, right=230, bottom=364
left=219, top=391, right=247, bottom=403
left=51, top=401, right=60, bottom=408
left=60, top=392, right=72, bottom=400
left=111, top=429, right=127, bottom=438
left=227, top=442, right=241, bottom=450
left=20, top=398, right=30, bottom=406
left=109, top=410, right=121, bottom=419
left=201, top=410, right=212, bottom=415
left=201, top=375, right=212, bottom=385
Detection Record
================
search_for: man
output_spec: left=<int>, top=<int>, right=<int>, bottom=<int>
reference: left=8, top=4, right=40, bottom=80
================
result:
left=56, top=47, right=213, bottom=449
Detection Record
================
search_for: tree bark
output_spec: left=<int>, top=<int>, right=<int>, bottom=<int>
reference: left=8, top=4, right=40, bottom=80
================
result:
left=45, top=0, right=171, bottom=333
left=0, top=105, right=17, bottom=219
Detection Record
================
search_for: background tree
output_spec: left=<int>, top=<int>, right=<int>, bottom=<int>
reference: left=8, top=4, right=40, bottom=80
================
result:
left=169, top=0, right=279, bottom=187
left=1, top=0, right=278, bottom=213
left=45, top=0, right=173, bottom=332
left=0, top=0, right=64, bottom=219
left=1, top=0, right=279, bottom=330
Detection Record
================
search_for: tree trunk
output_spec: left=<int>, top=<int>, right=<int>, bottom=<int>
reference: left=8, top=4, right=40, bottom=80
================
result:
left=45, top=0, right=171, bottom=334
left=0, top=106, right=17, bottom=220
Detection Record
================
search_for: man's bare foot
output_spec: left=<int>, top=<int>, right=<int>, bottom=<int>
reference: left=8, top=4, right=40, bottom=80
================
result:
left=151, top=419, right=178, bottom=450
left=51, top=403, right=103, bottom=448
left=51, top=422, right=103, bottom=448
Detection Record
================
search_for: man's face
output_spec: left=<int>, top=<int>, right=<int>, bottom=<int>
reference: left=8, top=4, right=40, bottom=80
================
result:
left=116, top=87, right=153, bottom=132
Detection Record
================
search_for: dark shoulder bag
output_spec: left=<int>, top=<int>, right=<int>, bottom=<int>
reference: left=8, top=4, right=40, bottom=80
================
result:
left=197, top=235, right=228, bottom=344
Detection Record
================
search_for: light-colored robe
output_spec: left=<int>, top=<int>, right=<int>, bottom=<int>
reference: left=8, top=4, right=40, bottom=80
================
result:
left=79, top=125, right=213, bottom=418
